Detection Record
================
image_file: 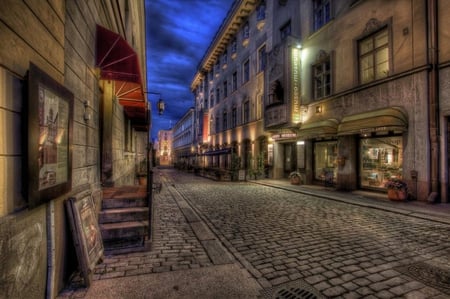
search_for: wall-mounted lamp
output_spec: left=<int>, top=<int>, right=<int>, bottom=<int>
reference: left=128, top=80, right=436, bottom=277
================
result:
left=316, top=105, right=323, bottom=113
left=83, top=100, right=91, bottom=121
left=296, top=43, right=302, bottom=49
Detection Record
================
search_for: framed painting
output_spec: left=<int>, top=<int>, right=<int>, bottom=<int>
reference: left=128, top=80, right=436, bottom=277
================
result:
left=27, top=63, right=73, bottom=208
left=65, top=192, right=104, bottom=286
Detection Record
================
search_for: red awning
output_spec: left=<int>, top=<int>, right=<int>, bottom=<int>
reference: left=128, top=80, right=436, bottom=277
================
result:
left=96, top=24, right=141, bottom=83
left=96, top=24, right=149, bottom=129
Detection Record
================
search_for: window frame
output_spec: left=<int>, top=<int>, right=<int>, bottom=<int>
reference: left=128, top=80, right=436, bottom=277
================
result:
left=357, top=26, right=391, bottom=85
left=258, top=45, right=267, bottom=73
left=312, top=53, right=332, bottom=100
left=313, top=0, right=331, bottom=31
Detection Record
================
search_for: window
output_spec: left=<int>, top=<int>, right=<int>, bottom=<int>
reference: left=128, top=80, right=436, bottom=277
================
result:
left=232, top=71, right=238, bottom=91
left=243, top=100, right=250, bottom=123
left=243, top=59, right=250, bottom=84
left=204, top=97, right=208, bottom=110
left=258, top=45, right=266, bottom=73
left=313, top=0, right=331, bottom=31
left=210, top=90, right=214, bottom=107
left=231, top=38, right=237, bottom=58
left=215, top=115, right=220, bottom=132
left=223, top=110, right=228, bottom=130
left=222, top=51, right=228, bottom=67
left=232, top=107, right=237, bottom=127
left=280, top=20, right=291, bottom=40
left=223, top=81, right=228, bottom=98
left=313, top=57, right=331, bottom=99
left=359, top=28, right=389, bottom=84
left=243, top=22, right=250, bottom=39
left=214, top=60, right=220, bottom=77
left=216, top=87, right=220, bottom=102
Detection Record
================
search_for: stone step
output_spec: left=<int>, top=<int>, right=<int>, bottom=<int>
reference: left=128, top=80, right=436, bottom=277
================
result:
left=100, top=221, right=148, bottom=240
left=98, top=207, right=148, bottom=224
left=102, top=196, right=148, bottom=209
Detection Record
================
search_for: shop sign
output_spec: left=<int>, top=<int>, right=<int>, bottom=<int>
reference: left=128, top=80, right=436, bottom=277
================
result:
left=272, top=133, right=297, bottom=140
left=291, top=48, right=301, bottom=123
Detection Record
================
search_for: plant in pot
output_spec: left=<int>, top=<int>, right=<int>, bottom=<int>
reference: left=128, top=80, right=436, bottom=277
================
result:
left=384, top=177, right=408, bottom=201
left=289, top=171, right=302, bottom=185
left=136, top=159, right=148, bottom=185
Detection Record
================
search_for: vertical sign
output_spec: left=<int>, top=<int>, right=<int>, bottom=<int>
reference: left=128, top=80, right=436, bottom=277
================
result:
left=291, top=48, right=301, bottom=123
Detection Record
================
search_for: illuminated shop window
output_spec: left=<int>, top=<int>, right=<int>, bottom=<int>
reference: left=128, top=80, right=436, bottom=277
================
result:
left=360, top=136, right=403, bottom=189
left=314, top=141, right=337, bottom=183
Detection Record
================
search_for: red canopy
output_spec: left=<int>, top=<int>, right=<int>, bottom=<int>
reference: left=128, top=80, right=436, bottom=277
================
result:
left=96, top=24, right=148, bottom=129
left=96, top=24, right=141, bottom=83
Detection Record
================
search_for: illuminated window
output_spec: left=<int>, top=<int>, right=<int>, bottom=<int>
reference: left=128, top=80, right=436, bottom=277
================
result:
left=313, top=0, right=331, bottom=31
left=313, top=55, right=331, bottom=99
left=243, top=59, right=250, bottom=84
left=359, top=28, right=389, bottom=84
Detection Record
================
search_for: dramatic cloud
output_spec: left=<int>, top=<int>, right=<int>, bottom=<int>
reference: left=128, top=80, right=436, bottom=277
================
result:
left=146, top=0, right=234, bottom=139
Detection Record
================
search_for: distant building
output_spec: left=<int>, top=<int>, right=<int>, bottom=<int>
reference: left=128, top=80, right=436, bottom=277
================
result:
left=158, top=129, right=173, bottom=166
left=173, top=108, right=195, bottom=166
left=191, top=0, right=449, bottom=202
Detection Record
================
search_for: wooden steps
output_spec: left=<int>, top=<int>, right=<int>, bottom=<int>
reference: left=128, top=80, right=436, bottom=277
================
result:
left=99, top=186, right=150, bottom=254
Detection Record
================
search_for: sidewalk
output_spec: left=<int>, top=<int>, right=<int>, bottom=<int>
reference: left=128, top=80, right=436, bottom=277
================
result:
left=252, top=179, right=450, bottom=225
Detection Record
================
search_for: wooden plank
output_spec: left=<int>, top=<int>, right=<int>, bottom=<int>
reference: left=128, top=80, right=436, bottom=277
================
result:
left=25, top=0, right=65, bottom=46
left=0, top=0, right=64, bottom=74
left=0, top=24, right=63, bottom=81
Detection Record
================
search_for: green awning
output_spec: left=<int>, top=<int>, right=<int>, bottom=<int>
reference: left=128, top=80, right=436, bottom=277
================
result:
left=338, top=107, right=408, bottom=136
left=299, top=119, right=338, bottom=139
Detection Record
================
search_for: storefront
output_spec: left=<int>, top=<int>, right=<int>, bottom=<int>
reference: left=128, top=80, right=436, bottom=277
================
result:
left=314, top=140, right=337, bottom=184
left=359, top=135, right=403, bottom=190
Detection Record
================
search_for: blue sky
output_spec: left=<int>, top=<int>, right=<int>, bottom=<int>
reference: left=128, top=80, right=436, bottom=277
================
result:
left=146, top=0, right=235, bottom=140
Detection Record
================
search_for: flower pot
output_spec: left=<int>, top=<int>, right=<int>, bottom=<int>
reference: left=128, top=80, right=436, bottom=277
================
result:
left=387, top=189, right=407, bottom=201
left=290, top=176, right=301, bottom=185
left=138, top=176, right=147, bottom=186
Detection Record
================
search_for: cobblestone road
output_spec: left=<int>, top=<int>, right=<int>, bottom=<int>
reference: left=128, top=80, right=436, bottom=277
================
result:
left=167, top=170, right=450, bottom=299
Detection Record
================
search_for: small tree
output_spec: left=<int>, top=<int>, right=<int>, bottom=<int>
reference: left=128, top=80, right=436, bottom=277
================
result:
left=230, top=153, right=241, bottom=181
left=249, top=153, right=265, bottom=180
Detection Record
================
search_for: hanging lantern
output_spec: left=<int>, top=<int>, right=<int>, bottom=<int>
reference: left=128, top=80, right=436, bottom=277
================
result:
left=157, top=99, right=165, bottom=115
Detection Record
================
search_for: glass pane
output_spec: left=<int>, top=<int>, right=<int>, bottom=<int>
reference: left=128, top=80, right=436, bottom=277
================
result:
left=375, top=30, right=388, bottom=48
left=360, top=137, right=403, bottom=189
left=359, top=38, right=373, bottom=55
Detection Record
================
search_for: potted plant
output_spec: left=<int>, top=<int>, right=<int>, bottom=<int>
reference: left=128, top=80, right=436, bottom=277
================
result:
left=384, top=178, right=408, bottom=201
left=289, top=171, right=302, bottom=185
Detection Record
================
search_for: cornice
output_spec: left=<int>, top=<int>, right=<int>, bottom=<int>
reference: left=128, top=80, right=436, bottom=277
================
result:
left=191, top=0, right=258, bottom=90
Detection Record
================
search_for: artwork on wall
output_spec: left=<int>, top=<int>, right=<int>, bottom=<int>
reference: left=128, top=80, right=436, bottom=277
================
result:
left=65, top=191, right=104, bottom=287
left=27, top=62, right=73, bottom=208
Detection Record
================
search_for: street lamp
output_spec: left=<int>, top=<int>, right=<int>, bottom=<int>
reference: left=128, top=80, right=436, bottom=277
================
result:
left=144, top=91, right=165, bottom=238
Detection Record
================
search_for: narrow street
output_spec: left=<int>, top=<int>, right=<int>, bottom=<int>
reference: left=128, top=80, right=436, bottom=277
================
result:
left=65, top=168, right=450, bottom=299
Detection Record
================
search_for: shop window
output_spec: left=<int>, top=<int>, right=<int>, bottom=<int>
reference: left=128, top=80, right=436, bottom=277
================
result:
left=314, top=141, right=337, bottom=183
left=359, top=27, right=389, bottom=84
left=360, top=136, right=403, bottom=190
left=313, top=0, right=331, bottom=31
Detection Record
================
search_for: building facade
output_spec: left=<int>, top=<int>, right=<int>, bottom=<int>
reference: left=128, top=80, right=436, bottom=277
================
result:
left=191, top=0, right=449, bottom=203
left=157, top=129, right=173, bottom=166
left=173, top=108, right=195, bottom=166
left=0, top=1, right=148, bottom=297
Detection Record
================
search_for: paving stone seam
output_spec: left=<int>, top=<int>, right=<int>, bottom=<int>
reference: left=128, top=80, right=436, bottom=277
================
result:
left=171, top=181, right=272, bottom=290
left=251, top=181, right=450, bottom=225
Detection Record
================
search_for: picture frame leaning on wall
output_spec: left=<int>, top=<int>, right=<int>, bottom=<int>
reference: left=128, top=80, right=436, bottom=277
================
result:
left=65, top=191, right=104, bottom=287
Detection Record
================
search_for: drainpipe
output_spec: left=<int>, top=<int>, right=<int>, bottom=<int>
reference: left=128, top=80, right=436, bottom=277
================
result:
left=426, top=0, right=440, bottom=201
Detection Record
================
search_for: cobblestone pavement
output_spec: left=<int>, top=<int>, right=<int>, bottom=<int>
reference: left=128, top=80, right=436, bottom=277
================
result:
left=58, top=174, right=214, bottom=298
left=167, top=169, right=450, bottom=299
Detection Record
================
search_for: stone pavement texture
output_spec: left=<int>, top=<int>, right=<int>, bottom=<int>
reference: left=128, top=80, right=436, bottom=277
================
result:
left=59, top=168, right=450, bottom=299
